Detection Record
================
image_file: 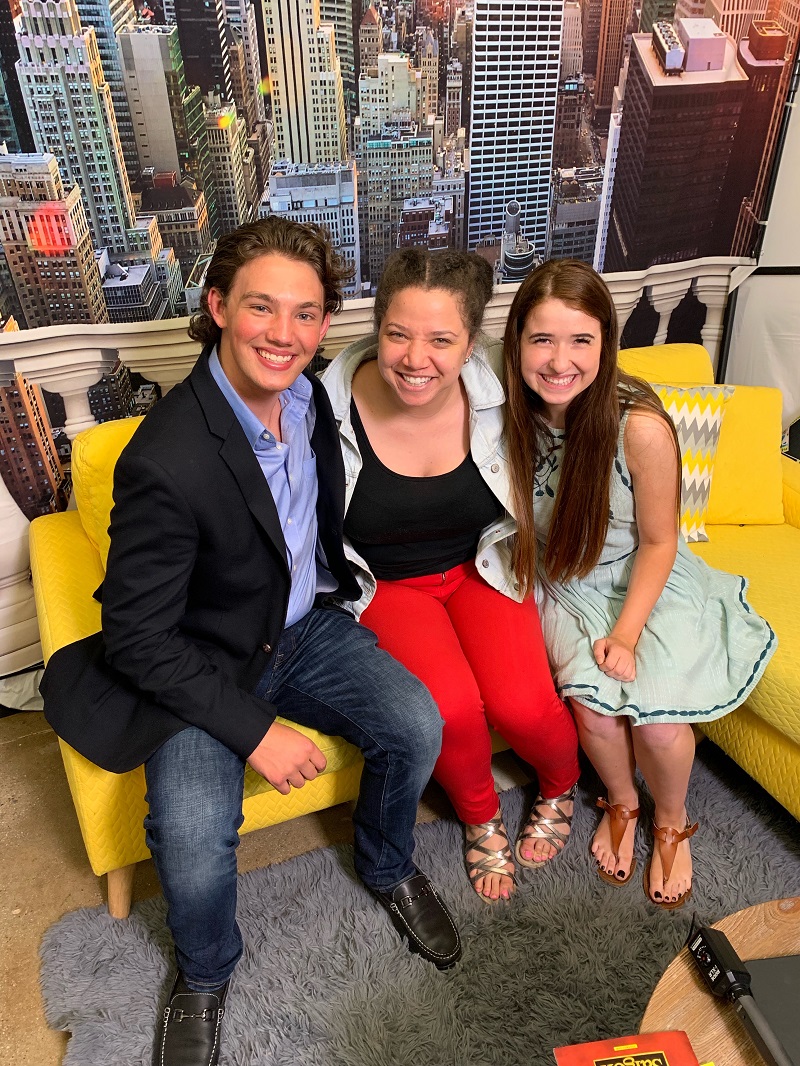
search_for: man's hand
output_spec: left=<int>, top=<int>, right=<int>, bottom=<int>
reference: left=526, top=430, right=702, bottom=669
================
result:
left=593, top=634, right=637, bottom=683
left=247, top=721, right=327, bottom=794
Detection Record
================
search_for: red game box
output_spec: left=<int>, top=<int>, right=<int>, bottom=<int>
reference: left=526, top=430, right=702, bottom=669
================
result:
left=553, top=1030, right=701, bottom=1066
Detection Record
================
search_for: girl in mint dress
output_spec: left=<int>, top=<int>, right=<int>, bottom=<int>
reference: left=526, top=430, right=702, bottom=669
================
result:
left=502, top=260, right=776, bottom=911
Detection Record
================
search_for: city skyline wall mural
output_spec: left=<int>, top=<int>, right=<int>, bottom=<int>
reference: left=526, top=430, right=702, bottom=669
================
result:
left=0, top=0, right=797, bottom=520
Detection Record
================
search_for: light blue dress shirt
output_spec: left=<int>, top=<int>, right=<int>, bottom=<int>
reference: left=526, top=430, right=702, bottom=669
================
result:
left=209, top=348, right=335, bottom=628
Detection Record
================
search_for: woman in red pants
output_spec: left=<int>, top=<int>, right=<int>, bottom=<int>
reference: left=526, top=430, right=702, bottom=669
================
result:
left=321, top=249, right=579, bottom=902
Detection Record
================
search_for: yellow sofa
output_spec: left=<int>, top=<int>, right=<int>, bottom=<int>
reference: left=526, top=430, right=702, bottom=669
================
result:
left=619, top=343, right=800, bottom=822
left=29, top=341, right=798, bottom=917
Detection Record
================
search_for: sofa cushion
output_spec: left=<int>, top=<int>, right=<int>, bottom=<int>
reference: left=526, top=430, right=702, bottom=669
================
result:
left=653, top=383, right=733, bottom=543
left=618, top=342, right=714, bottom=385
left=72, top=417, right=143, bottom=568
left=690, top=523, right=799, bottom=746
left=705, top=385, right=784, bottom=525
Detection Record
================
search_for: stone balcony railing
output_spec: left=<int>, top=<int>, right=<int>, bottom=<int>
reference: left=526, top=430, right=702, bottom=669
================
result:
left=1, top=255, right=750, bottom=440
left=0, top=254, right=751, bottom=680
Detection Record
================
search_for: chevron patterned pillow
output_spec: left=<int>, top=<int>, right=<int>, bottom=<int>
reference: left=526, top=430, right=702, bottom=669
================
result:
left=653, top=383, right=734, bottom=543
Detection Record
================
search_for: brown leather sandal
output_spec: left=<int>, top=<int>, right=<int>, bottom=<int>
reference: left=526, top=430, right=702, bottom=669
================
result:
left=594, top=797, right=640, bottom=886
left=644, top=819, right=699, bottom=910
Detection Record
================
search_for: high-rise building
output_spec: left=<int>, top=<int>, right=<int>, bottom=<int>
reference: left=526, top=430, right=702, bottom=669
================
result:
left=640, top=0, right=677, bottom=31
left=0, top=371, right=65, bottom=520
left=0, top=242, right=26, bottom=327
left=261, top=160, right=361, bottom=295
left=319, top=0, right=356, bottom=117
left=717, top=20, right=786, bottom=252
left=562, top=1, right=584, bottom=76
left=604, top=20, right=748, bottom=271
left=16, top=0, right=138, bottom=254
left=445, top=58, right=462, bottom=138
left=548, top=167, right=602, bottom=262
left=705, top=0, right=769, bottom=43
left=593, top=107, right=622, bottom=270
left=0, top=0, right=33, bottom=151
left=396, top=195, right=453, bottom=251
left=100, top=256, right=167, bottom=320
left=467, top=0, right=562, bottom=255
left=204, top=96, right=251, bottom=235
left=138, top=175, right=212, bottom=275
left=263, top=0, right=347, bottom=164
left=594, top=0, right=634, bottom=117
left=173, top=0, right=231, bottom=101
left=74, top=0, right=138, bottom=182
left=553, top=74, right=587, bottom=167
left=223, top=0, right=266, bottom=123
left=581, top=0, right=603, bottom=73
left=451, top=8, right=473, bottom=136
left=416, top=26, right=439, bottom=118
left=118, top=24, right=219, bottom=236
left=433, top=147, right=466, bottom=248
left=358, top=4, right=383, bottom=74
left=0, top=152, right=108, bottom=326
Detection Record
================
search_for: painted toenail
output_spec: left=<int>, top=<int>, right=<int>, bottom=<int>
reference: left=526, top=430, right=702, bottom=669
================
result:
left=654, top=891, right=662, bottom=899
left=616, top=870, right=625, bottom=879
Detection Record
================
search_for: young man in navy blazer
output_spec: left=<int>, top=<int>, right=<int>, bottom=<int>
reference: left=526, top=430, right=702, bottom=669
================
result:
left=43, top=218, right=460, bottom=1066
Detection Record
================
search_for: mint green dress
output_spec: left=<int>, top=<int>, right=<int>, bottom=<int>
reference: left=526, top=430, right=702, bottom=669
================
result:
left=533, top=410, right=777, bottom=724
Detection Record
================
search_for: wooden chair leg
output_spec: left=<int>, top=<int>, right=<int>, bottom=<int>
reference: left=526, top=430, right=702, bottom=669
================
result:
left=106, top=863, right=136, bottom=919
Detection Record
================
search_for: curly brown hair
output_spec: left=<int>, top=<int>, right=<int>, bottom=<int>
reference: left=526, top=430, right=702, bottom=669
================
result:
left=373, top=249, right=494, bottom=340
left=188, top=217, right=353, bottom=348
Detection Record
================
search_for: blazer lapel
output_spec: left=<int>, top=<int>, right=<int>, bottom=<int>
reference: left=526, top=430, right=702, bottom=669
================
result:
left=190, top=348, right=289, bottom=572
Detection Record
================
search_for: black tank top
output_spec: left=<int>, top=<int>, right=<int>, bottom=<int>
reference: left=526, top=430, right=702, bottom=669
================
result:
left=344, top=399, right=504, bottom=580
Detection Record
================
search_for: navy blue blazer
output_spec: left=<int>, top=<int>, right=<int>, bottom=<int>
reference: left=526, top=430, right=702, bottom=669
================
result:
left=42, top=346, right=361, bottom=774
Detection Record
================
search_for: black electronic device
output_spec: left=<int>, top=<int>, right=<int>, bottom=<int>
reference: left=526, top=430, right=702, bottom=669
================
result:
left=686, top=923, right=795, bottom=1066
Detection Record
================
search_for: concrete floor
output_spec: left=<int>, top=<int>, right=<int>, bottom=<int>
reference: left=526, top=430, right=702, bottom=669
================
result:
left=0, top=709, right=464, bottom=1066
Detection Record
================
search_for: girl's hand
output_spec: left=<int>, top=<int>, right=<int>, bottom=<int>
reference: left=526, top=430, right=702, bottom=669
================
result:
left=593, top=635, right=636, bottom=682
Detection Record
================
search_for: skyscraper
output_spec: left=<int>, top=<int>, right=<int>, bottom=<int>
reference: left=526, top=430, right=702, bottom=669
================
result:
left=263, top=0, right=347, bottom=163
left=561, top=0, right=584, bottom=76
left=467, top=0, right=562, bottom=255
left=16, top=0, right=137, bottom=254
left=594, top=0, right=634, bottom=117
left=0, top=0, right=33, bottom=151
left=445, top=58, right=462, bottom=137
left=0, top=370, right=65, bottom=520
left=604, top=20, right=748, bottom=271
left=319, top=0, right=356, bottom=117
left=705, top=0, right=769, bottom=43
left=173, top=0, right=232, bottom=101
left=222, top=0, right=266, bottom=123
left=0, top=151, right=108, bottom=326
left=717, top=20, right=786, bottom=252
left=204, top=97, right=251, bottom=234
left=74, top=0, right=138, bottom=182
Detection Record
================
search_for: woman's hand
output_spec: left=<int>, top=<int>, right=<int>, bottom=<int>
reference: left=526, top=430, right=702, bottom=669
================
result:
left=593, top=634, right=637, bottom=682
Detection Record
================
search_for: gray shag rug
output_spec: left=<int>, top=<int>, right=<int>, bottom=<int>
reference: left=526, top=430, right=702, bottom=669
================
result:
left=40, top=745, right=800, bottom=1066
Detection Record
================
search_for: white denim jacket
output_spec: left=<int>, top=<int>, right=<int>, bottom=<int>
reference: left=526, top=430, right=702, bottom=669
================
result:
left=320, top=332, right=523, bottom=619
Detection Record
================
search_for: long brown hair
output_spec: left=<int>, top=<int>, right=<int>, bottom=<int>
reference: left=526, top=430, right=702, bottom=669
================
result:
left=503, top=259, right=678, bottom=593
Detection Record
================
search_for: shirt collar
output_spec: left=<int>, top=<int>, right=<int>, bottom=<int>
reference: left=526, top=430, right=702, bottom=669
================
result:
left=208, top=345, right=313, bottom=449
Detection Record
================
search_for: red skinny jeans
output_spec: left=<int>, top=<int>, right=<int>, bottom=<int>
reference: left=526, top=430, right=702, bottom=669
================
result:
left=360, top=560, right=579, bottom=825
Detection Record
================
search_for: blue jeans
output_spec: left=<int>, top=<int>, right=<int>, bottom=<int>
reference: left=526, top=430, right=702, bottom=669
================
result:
left=144, top=606, right=443, bottom=990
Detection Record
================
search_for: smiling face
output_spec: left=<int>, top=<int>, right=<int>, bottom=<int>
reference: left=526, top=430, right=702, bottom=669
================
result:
left=519, top=297, right=603, bottom=428
left=376, top=286, right=473, bottom=409
left=207, top=252, right=330, bottom=421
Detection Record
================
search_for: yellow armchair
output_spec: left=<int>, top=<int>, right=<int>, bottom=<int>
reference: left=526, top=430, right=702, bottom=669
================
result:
left=30, top=417, right=364, bottom=918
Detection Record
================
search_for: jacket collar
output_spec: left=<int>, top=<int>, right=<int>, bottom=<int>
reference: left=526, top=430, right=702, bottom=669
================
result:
left=321, top=331, right=506, bottom=421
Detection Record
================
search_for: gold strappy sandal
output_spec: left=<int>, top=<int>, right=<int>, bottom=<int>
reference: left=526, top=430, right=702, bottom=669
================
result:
left=514, top=784, right=578, bottom=870
left=644, top=819, right=699, bottom=910
left=464, top=812, right=515, bottom=903
left=594, top=797, right=640, bottom=886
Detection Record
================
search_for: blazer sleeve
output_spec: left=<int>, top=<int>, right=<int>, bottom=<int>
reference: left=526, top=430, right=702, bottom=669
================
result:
left=101, top=449, right=276, bottom=761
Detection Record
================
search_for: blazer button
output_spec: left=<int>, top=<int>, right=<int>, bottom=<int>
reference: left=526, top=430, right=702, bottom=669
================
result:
left=491, top=463, right=500, bottom=473
left=482, top=560, right=490, bottom=568
left=262, top=643, right=272, bottom=654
